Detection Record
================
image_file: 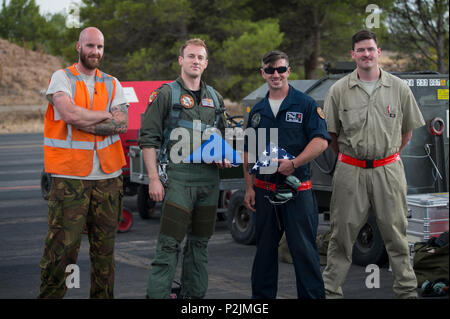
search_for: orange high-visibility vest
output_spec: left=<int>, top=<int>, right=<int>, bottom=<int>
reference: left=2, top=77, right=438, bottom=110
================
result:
left=44, top=64, right=126, bottom=176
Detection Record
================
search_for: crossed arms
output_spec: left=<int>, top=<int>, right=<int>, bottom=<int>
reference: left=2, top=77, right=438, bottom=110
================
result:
left=51, top=91, right=128, bottom=135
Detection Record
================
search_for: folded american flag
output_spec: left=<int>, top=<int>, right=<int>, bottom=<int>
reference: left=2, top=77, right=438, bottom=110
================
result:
left=250, top=142, right=294, bottom=175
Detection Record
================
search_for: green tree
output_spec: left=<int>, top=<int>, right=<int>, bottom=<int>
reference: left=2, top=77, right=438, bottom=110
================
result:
left=78, top=0, right=193, bottom=80
left=388, top=0, right=449, bottom=73
left=0, top=0, right=76, bottom=59
left=250, top=0, right=394, bottom=79
left=38, top=13, right=68, bottom=56
left=0, top=0, right=47, bottom=50
left=215, top=19, right=283, bottom=101
left=79, top=0, right=282, bottom=100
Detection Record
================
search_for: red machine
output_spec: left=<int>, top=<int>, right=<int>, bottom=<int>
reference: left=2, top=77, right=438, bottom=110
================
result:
left=119, top=81, right=171, bottom=191
left=117, top=81, right=171, bottom=231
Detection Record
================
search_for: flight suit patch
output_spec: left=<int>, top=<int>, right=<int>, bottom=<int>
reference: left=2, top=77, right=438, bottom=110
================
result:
left=201, top=98, right=214, bottom=108
left=148, top=91, right=159, bottom=105
left=180, top=94, right=195, bottom=109
left=317, top=107, right=326, bottom=119
left=286, top=111, right=303, bottom=123
left=251, top=112, right=261, bottom=128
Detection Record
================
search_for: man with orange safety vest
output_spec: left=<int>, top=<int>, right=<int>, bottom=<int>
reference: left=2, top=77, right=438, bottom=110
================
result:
left=38, top=27, right=128, bottom=298
left=322, top=30, right=425, bottom=299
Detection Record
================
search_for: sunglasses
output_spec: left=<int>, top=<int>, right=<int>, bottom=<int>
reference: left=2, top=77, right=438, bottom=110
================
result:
left=263, top=66, right=288, bottom=74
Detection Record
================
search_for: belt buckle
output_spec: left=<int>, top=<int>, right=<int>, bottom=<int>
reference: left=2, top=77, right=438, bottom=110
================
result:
left=265, top=182, right=271, bottom=191
left=365, top=159, right=374, bottom=169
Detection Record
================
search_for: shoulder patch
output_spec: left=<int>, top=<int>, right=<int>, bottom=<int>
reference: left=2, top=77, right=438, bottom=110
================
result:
left=250, top=112, right=261, bottom=128
left=317, top=107, right=326, bottom=119
left=148, top=90, right=159, bottom=105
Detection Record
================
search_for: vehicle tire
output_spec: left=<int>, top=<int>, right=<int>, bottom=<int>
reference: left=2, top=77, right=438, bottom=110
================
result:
left=137, top=184, right=157, bottom=219
left=352, top=214, right=388, bottom=266
left=226, top=190, right=256, bottom=245
left=118, top=208, right=133, bottom=233
left=217, top=190, right=231, bottom=221
left=40, top=169, right=52, bottom=200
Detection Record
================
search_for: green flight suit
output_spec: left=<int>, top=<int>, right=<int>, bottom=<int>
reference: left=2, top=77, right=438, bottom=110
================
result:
left=323, top=69, right=425, bottom=299
left=139, top=77, right=225, bottom=298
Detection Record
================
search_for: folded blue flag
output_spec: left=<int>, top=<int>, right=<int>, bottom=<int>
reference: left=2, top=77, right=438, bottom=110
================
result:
left=184, top=131, right=242, bottom=166
left=250, top=142, right=294, bottom=175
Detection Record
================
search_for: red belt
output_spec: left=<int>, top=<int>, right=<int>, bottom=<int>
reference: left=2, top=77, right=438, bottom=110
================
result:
left=338, top=152, right=400, bottom=169
left=254, top=178, right=312, bottom=192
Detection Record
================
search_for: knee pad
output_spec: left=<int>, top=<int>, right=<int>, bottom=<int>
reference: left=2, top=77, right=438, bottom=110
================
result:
left=191, top=205, right=217, bottom=238
left=160, top=202, right=190, bottom=242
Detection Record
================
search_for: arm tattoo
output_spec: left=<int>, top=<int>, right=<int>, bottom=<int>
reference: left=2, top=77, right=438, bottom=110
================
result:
left=111, top=103, right=129, bottom=115
left=52, top=92, right=69, bottom=104
left=94, top=103, right=128, bottom=136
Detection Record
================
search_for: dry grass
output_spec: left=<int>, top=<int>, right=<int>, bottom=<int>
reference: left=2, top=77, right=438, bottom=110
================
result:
left=0, top=38, right=59, bottom=134
left=0, top=38, right=64, bottom=106
left=379, top=50, right=411, bottom=72
left=224, top=99, right=243, bottom=116
left=0, top=110, right=45, bottom=133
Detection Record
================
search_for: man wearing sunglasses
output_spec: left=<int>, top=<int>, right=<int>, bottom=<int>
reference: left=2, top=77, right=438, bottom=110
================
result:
left=243, top=50, right=330, bottom=298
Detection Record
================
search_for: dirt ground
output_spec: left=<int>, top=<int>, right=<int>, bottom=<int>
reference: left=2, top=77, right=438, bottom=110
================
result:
left=0, top=109, right=45, bottom=134
left=0, top=37, right=62, bottom=134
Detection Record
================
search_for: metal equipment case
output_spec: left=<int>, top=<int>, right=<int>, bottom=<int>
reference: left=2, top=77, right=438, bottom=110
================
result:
left=406, top=193, right=449, bottom=243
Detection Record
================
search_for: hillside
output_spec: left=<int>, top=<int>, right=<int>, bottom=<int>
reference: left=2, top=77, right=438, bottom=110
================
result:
left=0, top=38, right=64, bottom=106
left=379, top=50, right=410, bottom=72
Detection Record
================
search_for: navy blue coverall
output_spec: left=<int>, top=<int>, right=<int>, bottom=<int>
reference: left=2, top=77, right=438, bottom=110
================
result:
left=245, top=85, right=331, bottom=299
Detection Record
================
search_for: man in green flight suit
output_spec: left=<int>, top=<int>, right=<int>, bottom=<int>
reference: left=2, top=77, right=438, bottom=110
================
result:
left=139, top=38, right=231, bottom=299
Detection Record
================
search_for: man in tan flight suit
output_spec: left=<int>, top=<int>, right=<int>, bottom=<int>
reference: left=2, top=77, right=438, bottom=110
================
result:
left=322, top=30, right=425, bottom=299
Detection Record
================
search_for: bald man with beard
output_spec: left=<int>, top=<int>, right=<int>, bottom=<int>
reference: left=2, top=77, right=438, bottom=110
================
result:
left=38, top=27, right=128, bottom=299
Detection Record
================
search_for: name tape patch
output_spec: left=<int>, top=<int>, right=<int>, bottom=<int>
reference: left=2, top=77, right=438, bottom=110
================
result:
left=285, top=111, right=303, bottom=123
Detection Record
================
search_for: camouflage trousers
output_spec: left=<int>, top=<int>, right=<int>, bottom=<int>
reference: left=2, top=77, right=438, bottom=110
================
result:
left=38, top=176, right=123, bottom=299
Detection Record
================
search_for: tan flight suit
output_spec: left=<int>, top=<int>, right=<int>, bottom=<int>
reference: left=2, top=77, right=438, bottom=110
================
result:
left=323, top=68, right=425, bottom=299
